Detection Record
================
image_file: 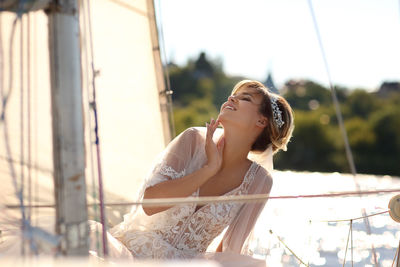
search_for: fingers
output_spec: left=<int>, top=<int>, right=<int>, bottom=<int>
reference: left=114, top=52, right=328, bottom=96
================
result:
left=206, top=118, right=216, bottom=134
left=206, top=118, right=221, bottom=146
left=217, top=136, right=225, bottom=155
left=209, top=118, right=219, bottom=132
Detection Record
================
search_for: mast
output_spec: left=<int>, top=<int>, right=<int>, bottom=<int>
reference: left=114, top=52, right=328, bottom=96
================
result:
left=1, top=0, right=88, bottom=256
left=47, top=0, right=88, bottom=255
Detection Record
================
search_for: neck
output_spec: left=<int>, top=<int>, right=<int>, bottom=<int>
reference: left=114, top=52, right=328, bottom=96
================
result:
left=219, top=126, right=255, bottom=169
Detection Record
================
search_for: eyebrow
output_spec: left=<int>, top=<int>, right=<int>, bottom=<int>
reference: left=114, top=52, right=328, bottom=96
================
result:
left=234, top=92, right=255, bottom=98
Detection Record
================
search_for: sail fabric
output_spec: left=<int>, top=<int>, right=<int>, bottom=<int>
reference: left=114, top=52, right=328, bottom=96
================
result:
left=0, top=0, right=171, bottom=251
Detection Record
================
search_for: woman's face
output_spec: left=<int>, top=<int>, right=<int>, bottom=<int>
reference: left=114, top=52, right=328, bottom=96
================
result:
left=218, top=86, right=267, bottom=129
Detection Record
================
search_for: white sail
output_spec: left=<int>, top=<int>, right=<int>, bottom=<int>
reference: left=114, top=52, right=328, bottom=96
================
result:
left=0, top=0, right=172, bottom=229
left=80, top=0, right=172, bottom=204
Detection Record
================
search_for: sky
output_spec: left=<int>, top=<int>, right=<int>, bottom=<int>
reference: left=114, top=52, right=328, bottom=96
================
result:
left=157, top=0, right=400, bottom=91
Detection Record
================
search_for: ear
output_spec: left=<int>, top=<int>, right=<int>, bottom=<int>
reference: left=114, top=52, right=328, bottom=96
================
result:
left=256, top=116, right=267, bottom=128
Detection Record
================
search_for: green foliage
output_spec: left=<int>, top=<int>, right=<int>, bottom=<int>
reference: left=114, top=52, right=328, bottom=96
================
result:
left=346, top=89, right=377, bottom=119
left=168, top=52, right=400, bottom=176
left=173, top=98, right=218, bottom=134
left=274, top=110, right=343, bottom=172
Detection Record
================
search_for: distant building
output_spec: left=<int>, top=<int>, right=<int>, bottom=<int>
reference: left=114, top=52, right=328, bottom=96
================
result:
left=263, top=72, right=279, bottom=94
left=377, top=82, right=400, bottom=97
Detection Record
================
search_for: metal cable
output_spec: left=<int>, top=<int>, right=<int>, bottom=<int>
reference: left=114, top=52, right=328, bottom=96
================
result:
left=5, top=188, right=399, bottom=209
left=85, top=0, right=108, bottom=256
left=80, top=0, right=101, bottom=255
left=307, top=1, right=379, bottom=265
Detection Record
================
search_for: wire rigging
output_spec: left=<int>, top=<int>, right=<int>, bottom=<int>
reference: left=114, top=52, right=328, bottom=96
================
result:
left=26, top=12, right=32, bottom=224
left=19, top=13, right=25, bottom=255
left=5, top=188, right=399, bottom=209
left=84, top=0, right=108, bottom=256
left=80, top=0, right=101, bottom=255
left=306, top=1, right=379, bottom=265
left=155, top=0, right=175, bottom=137
left=341, top=220, right=353, bottom=267
left=269, top=229, right=309, bottom=267
left=1, top=15, right=29, bottom=252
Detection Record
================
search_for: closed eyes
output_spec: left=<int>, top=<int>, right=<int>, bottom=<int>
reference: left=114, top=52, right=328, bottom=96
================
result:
left=232, top=93, right=253, bottom=102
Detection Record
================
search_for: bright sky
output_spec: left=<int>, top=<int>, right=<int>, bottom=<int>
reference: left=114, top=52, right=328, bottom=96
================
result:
left=158, top=0, right=400, bottom=91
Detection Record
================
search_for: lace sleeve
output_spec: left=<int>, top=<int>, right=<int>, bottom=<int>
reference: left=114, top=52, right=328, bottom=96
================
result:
left=221, top=167, right=273, bottom=254
left=146, top=162, right=186, bottom=188
left=144, top=127, right=201, bottom=189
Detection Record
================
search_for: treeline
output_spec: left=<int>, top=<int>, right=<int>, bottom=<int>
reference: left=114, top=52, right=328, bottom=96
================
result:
left=169, top=52, right=400, bottom=176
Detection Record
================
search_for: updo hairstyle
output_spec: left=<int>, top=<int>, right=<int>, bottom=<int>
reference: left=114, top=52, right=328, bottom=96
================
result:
left=231, top=80, right=294, bottom=153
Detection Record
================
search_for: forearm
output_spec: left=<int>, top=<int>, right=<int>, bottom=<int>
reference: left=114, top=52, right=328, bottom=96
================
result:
left=143, top=165, right=215, bottom=215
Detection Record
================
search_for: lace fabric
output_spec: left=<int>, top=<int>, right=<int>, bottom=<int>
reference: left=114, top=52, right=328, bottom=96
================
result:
left=107, top=127, right=273, bottom=261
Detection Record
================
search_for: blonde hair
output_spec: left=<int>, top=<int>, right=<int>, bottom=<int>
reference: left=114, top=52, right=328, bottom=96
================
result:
left=232, top=80, right=294, bottom=153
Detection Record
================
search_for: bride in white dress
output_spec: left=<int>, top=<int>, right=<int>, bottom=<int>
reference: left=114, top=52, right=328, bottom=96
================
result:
left=91, top=79, right=294, bottom=265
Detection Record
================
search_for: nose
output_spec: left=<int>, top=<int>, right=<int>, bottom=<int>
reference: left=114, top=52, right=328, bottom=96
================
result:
left=228, top=95, right=237, bottom=102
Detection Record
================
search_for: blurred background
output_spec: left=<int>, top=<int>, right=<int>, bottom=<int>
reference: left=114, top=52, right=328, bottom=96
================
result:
left=1, top=0, right=399, bottom=266
left=157, top=0, right=400, bottom=176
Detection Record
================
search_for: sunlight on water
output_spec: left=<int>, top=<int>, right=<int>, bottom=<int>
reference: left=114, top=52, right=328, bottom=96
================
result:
left=249, top=171, right=400, bottom=267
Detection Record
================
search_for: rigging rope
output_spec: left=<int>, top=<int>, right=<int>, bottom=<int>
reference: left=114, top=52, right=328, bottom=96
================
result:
left=0, top=155, right=52, bottom=174
left=31, top=12, right=38, bottom=226
left=80, top=0, right=101, bottom=255
left=392, top=238, right=400, bottom=267
left=155, top=0, right=175, bottom=137
left=19, top=14, right=25, bottom=255
left=0, top=15, right=29, bottom=254
left=318, top=210, right=390, bottom=223
left=307, top=1, right=379, bottom=265
left=341, top=220, right=353, bottom=267
left=26, top=12, right=32, bottom=224
left=6, top=188, right=400, bottom=209
left=0, top=17, right=17, bottom=121
left=85, top=0, right=108, bottom=256
left=269, top=229, right=309, bottom=267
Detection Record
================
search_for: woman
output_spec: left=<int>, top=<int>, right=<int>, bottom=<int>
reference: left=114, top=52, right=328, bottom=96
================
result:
left=93, top=80, right=294, bottom=264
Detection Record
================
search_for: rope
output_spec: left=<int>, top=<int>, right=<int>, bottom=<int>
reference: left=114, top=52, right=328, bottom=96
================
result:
left=342, top=220, right=353, bottom=267
left=32, top=12, right=39, bottom=226
left=81, top=0, right=101, bottom=255
left=269, top=229, right=309, bottom=266
left=20, top=14, right=25, bottom=255
left=0, top=13, right=31, bottom=255
left=0, top=17, right=17, bottom=121
left=307, top=1, right=356, bottom=177
left=397, top=239, right=400, bottom=267
left=392, top=238, right=400, bottom=267
left=0, top=154, right=53, bottom=174
left=5, top=188, right=400, bottom=209
left=318, top=210, right=390, bottom=223
left=307, top=1, right=379, bottom=265
left=27, top=12, right=32, bottom=224
left=351, top=220, right=354, bottom=267
left=155, top=0, right=175, bottom=137
left=85, top=0, right=108, bottom=256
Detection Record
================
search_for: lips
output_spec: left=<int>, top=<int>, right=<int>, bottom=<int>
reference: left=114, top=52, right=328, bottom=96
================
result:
left=224, top=103, right=236, bottom=111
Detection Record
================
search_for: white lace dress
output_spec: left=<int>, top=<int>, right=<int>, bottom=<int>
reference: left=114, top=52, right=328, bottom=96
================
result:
left=105, top=127, right=273, bottom=262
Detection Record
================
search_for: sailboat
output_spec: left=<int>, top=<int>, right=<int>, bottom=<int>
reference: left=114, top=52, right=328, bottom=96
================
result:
left=0, top=0, right=174, bottom=258
left=1, top=0, right=400, bottom=266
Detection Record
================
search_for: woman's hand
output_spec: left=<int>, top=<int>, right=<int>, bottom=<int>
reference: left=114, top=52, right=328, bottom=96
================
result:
left=204, top=118, right=224, bottom=176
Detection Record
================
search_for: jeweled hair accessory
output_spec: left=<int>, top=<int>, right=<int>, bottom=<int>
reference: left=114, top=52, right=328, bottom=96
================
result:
left=270, top=95, right=285, bottom=128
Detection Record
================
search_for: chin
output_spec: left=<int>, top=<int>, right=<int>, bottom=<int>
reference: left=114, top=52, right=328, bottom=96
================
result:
left=217, top=113, right=229, bottom=124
